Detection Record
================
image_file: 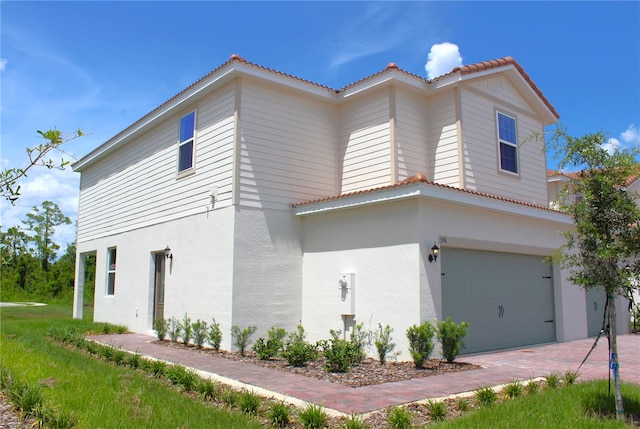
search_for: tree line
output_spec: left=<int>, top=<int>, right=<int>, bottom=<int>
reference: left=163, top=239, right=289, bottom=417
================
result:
left=0, top=200, right=93, bottom=301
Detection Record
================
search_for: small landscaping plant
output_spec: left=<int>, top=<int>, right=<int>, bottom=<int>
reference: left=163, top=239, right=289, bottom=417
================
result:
left=426, top=398, right=447, bottom=422
left=238, top=389, right=261, bottom=415
left=181, top=313, right=193, bottom=345
left=207, top=317, right=223, bottom=351
left=191, top=319, right=208, bottom=348
left=298, top=403, right=328, bottom=429
left=504, top=380, right=523, bottom=398
left=349, top=322, right=369, bottom=365
left=253, top=326, right=286, bottom=359
left=406, top=321, right=435, bottom=368
left=387, top=406, right=413, bottom=429
left=196, top=379, right=219, bottom=401
left=268, top=401, right=291, bottom=428
left=373, top=323, right=396, bottom=365
left=525, top=380, right=540, bottom=395
left=343, top=413, right=367, bottom=429
left=563, top=370, right=579, bottom=385
left=231, top=325, right=257, bottom=356
left=7, top=378, right=45, bottom=419
left=475, top=385, right=498, bottom=405
left=456, top=397, right=470, bottom=412
left=281, top=325, right=318, bottom=367
left=436, top=316, right=470, bottom=363
left=545, top=372, right=561, bottom=389
left=153, top=318, right=168, bottom=341
left=167, top=317, right=181, bottom=343
left=320, top=334, right=355, bottom=373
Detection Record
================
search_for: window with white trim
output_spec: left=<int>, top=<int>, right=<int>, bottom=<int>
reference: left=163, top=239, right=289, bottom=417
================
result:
left=497, top=112, right=518, bottom=174
left=178, top=111, right=196, bottom=172
left=106, top=247, right=117, bottom=295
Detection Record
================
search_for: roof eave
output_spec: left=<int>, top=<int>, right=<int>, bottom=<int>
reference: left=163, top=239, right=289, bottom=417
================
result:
left=294, top=182, right=571, bottom=224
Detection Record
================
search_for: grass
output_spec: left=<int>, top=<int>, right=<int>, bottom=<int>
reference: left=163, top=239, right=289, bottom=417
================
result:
left=0, top=302, right=262, bottom=428
left=433, top=380, right=640, bottom=428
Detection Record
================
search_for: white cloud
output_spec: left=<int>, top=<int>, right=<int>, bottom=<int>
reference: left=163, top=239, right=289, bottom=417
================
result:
left=620, top=124, right=640, bottom=147
left=602, top=124, right=640, bottom=154
left=0, top=58, right=6, bottom=71
left=425, top=42, right=463, bottom=79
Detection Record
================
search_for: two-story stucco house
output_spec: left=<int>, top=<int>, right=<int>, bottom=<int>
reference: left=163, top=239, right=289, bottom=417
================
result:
left=72, top=54, right=629, bottom=358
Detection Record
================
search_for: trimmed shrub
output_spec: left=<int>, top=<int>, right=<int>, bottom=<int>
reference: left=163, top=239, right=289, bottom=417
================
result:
left=207, top=318, right=223, bottom=351
left=253, top=326, right=286, bottom=360
left=373, top=324, right=396, bottom=365
left=406, top=321, right=435, bottom=368
left=181, top=314, right=192, bottom=345
left=436, top=317, right=470, bottom=363
left=153, top=318, right=168, bottom=341
left=281, top=325, right=318, bottom=367
left=191, top=319, right=208, bottom=349
left=167, top=317, right=181, bottom=343
left=230, top=325, right=257, bottom=356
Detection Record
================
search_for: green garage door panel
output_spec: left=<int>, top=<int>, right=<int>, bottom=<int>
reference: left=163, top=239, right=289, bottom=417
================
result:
left=442, top=248, right=555, bottom=354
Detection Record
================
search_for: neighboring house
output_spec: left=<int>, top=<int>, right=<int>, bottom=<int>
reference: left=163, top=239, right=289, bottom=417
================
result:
left=72, top=54, right=629, bottom=358
left=547, top=170, right=639, bottom=335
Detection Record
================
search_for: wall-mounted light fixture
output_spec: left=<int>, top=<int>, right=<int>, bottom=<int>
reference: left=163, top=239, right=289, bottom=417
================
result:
left=428, top=243, right=440, bottom=263
left=164, top=246, right=173, bottom=260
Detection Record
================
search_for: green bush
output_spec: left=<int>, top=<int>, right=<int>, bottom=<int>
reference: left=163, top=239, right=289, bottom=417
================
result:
left=252, top=326, right=286, bottom=359
left=153, top=318, right=168, bottom=341
left=167, top=317, right=181, bottom=343
left=321, top=336, right=355, bottom=373
left=196, top=379, right=219, bottom=401
left=349, top=322, right=369, bottom=365
left=181, top=314, right=192, bottom=345
left=406, top=321, right=435, bottom=368
left=191, top=319, right=208, bottom=349
left=373, top=324, right=396, bottom=365
left=281, top=325, right=318, bottom=367
left=298, top=403, right=328, bottom=429
left=207, top=317, right=223, bottom=351
left=387, top=406, right=412, bottom=429
left=231, top=325, right=257, bottom=356
left=436, top=317, right=470, bottom=363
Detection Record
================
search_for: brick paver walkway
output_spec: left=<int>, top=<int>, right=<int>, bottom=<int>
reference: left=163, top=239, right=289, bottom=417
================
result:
left=88, top=333, right=640, bottom=415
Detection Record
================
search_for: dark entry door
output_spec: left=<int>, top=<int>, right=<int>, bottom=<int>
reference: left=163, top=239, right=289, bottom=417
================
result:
left=153, top=253, right=165, bottom=321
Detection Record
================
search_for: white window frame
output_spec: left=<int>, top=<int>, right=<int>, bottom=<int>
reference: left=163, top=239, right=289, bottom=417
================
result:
left=177, top=111, right=196, bottom=175
left=106, top=247, right=117, bottom=296
left=496, top=111, right=519, bottom=175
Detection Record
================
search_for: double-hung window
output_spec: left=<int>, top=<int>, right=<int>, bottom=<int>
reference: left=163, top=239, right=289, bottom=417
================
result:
left=106, top=247, right=117, bottom=295
left=178, top=111, right=196, bottom=173
left=497, top=112, right=518, bottom=174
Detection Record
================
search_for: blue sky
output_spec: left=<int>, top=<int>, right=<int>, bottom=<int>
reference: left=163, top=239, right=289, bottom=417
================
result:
left=1, top=1, right=639, bottom=250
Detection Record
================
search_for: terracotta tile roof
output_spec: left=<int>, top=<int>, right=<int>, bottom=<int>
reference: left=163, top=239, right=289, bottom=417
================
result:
left=453, top=57, right=559, bottom=119
left=548, top=169, right=639, bottom=186
left=292, top=173, right=559, bottom=213
left=84, top=54, right=558, bottom=167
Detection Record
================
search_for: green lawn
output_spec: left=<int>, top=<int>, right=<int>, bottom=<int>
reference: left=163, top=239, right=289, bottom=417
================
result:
left=0, top=303, right=262, bottom=429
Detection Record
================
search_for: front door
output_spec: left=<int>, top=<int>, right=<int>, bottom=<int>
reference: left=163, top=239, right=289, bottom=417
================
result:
left=153, top=253, right=165, bottom=321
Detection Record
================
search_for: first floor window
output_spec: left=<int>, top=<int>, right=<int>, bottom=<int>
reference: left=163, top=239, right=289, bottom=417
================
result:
left=107, top=247, right=117, bottom=295
left=178, top=111, right=196, bottom=172
left=497, top=112, right=518, bottom=174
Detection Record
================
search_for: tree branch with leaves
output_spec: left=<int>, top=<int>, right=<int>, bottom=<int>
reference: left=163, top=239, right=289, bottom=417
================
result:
left=1, top=129, right=83, bottom=203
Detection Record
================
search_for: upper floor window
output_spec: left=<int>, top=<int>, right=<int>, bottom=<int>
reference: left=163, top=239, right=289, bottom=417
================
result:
left=107, top=247, right=117, bottom=295
left=497, top=112, right=518, bottom=174
left=178, top=111, right=196, bottom=172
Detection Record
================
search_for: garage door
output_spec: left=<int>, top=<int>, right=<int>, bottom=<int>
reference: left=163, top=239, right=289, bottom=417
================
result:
left=441, top=248, right=555, bottom=354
